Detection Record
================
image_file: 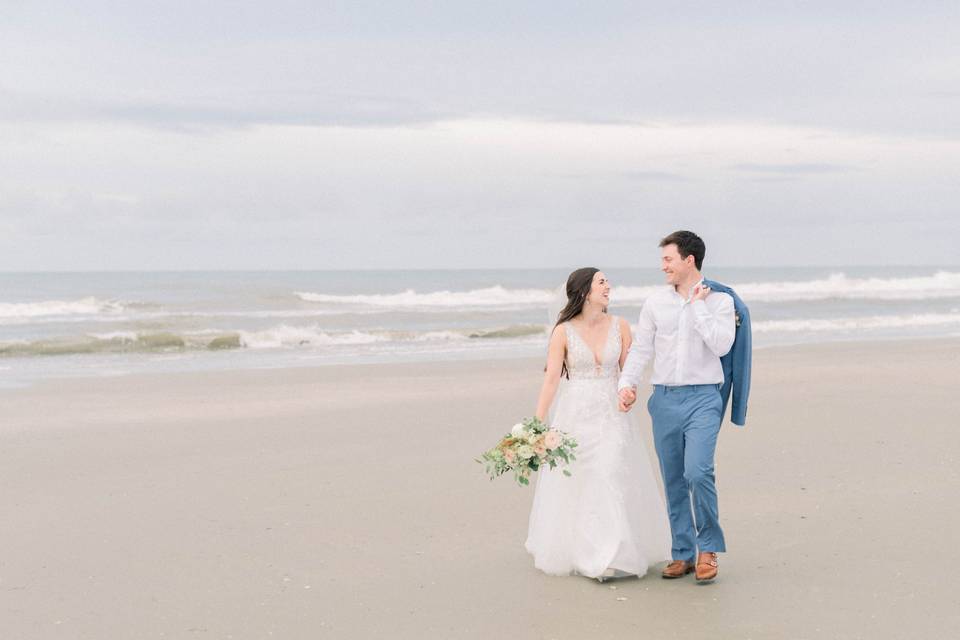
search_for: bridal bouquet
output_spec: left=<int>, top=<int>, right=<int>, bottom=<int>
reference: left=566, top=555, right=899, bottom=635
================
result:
left=476, top=417, right=577, bottom=486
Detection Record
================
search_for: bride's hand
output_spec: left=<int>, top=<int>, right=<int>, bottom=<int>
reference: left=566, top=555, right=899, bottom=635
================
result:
left=618, top=388, right=636, bottom=412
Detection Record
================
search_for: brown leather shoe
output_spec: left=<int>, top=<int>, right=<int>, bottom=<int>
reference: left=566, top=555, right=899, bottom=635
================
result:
left=661, top=560, right=695, bottom=579
left=695, top=552, right=718, bottom=583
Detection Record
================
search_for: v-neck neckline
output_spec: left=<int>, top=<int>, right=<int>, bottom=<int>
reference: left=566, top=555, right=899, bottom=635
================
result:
left=568, top=317, right=615, bottom=367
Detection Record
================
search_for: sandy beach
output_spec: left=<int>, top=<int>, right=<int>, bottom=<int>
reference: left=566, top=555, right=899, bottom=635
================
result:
left=2, top=338, right=959, bottom=639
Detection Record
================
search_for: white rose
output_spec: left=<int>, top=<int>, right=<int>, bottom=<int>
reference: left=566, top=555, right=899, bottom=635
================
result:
left=517, top=445, right=535, bottom=460
left=511, top=423, right=526, bottom=438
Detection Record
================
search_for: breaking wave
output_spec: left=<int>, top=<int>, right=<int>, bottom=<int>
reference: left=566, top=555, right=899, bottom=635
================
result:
left=754, top=312, right=960, bottom=333
left=295, top=271, right=960, bottom=309
left=0, top=324, right=548, bottom=358
left=0, top=297, right=126, bottom=319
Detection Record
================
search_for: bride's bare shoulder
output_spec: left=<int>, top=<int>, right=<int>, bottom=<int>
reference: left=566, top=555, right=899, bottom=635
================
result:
left=548, top=323, right=569, bottom=344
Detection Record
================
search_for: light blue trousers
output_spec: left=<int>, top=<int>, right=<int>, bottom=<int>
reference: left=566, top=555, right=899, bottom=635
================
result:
left=648, top=384, right=726, bottom=561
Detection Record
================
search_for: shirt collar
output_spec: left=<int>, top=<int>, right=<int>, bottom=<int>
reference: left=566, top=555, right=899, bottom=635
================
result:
left=674, top=276, right=705, bottom=302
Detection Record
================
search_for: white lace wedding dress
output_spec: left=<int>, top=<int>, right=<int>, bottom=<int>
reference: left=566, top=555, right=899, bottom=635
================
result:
left=525, top=318, right=671, bottom=578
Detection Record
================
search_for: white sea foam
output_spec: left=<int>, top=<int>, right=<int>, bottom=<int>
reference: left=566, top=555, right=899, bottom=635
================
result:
left=236, top=324, right=546, bottom=349
left=88, top=331, right=140, bottom=341
left=0, top=322, right=554, bottom=358
left=732, top=271, right=960, bottom=302
left=295, top=286, right=555, bottom=308
left=413, top=330, right=472, bottom=342
left=0, top=297, right=125, bottom=319
left=754, top=312, right=960, bottom=333
left=237, top=326, right=389, bottom=349
left=182, top=308, right=359, bottom=319
left=295, top=271, right=960, bottom=309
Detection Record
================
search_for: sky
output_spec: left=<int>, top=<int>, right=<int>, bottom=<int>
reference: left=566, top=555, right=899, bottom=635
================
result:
left=1, top=1, right=958, bottom=270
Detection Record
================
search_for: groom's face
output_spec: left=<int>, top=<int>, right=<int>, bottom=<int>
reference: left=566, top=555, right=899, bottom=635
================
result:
left=661, top=244, right=694, bottom=285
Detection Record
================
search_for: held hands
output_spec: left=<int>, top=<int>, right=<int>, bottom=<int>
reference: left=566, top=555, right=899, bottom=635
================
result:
left=618, top=387, right=637, bottom=412
left=692, top=284, right=711, bottom=302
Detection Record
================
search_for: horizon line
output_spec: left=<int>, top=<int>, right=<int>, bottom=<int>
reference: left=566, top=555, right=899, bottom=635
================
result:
left=1, top=264, right=958, bottom=275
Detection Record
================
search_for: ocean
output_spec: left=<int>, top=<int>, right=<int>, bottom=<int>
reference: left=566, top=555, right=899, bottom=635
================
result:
left=2, top=266, right=959, bottom=388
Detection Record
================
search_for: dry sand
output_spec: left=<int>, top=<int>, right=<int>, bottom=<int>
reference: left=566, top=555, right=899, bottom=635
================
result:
left=2, top=339, right=959, bottom=639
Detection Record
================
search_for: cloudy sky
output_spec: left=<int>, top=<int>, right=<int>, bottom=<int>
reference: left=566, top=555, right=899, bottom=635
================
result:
left=1, top=1, right=958, bottom=270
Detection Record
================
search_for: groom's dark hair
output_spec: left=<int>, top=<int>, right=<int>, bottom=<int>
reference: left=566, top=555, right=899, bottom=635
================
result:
left=660, top=230, right=705, bottom=270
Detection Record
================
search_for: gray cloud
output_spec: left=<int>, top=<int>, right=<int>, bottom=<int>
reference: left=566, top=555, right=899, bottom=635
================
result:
left=619, top=171, right=693, bottom=182
left=2, top=2, right=959, bottom=135
left=732, top=163, right=855, bottom=175
left=0, top=89, right=452, bottom=129
left=1, top=1, right=959, bottom=270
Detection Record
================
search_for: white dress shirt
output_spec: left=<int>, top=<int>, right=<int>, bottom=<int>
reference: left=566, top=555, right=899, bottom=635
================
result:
left=618, top=278, right=736, bottom=390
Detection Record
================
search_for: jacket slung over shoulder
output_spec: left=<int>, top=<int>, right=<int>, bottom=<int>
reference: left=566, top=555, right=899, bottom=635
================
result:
left=702, top=278, right=752, bottom=427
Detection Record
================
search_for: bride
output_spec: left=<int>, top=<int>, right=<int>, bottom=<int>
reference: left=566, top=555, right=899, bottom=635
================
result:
left=525, top=267, right=671, bottom=580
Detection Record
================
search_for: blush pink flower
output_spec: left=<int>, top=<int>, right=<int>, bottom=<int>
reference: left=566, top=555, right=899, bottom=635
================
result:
left=544, top=430, right=561, bottom=449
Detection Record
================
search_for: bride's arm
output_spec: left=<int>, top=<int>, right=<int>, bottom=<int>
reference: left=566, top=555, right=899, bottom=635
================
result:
left=617, top=316, right=633, bottom=370
left=535, top=326, right=567, bottom=421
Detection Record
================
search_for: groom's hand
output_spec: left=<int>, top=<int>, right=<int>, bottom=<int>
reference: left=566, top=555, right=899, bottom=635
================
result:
left=618, top=388, right=637, bottom=412
left=692, top=284, right=711, bottom=302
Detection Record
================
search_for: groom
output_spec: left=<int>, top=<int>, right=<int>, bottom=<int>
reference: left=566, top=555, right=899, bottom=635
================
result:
left=618, top=230, right=736, bottom=584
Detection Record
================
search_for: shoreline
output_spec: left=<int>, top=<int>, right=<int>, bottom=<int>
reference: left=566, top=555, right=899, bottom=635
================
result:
left=3, top=334, right=958, bottom=394
left=0, top=335, right=960, bottom=397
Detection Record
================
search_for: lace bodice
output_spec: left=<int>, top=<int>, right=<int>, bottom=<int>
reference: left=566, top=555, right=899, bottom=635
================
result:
left=564, top=317, right=622, bottom=380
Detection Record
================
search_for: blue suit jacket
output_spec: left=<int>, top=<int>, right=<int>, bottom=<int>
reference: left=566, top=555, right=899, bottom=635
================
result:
left=703, top=279, right=751, bottom=426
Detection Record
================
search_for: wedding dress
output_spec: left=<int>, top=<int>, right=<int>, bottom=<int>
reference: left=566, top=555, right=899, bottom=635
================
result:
left=525, top=318, right=671, bottom=578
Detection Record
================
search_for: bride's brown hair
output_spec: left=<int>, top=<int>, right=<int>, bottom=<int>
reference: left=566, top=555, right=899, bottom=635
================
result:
left=549, top=267, right=606, bottom=379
